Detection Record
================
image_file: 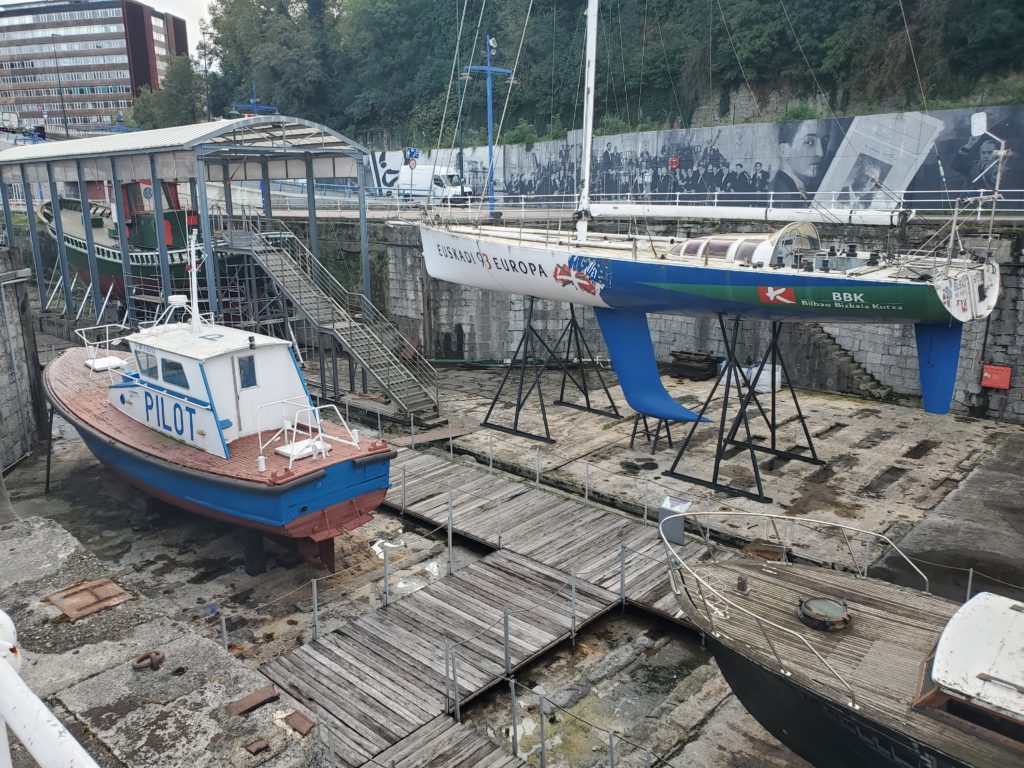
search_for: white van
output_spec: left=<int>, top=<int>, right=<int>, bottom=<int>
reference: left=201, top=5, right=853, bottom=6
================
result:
left=369, top=151, right=473, bottom=205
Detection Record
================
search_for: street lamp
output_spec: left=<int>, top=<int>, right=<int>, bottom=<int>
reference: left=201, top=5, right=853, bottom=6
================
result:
left=50, top=34, right=70, bottom=135
left=463, top=33, right=513, bottom=216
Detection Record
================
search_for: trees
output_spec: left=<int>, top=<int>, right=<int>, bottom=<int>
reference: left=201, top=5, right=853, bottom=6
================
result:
left=129, top=56, right=202, bottom=129
left=202, top=0, right=1024, bottom=144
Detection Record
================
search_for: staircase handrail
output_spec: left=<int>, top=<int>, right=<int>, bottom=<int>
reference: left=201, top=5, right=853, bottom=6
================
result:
left=260, top=219, right=438, bottom=398
left=233, top=220, right=423, bottom=411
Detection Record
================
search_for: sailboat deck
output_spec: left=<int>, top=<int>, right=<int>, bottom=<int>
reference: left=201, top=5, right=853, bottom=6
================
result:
left=45, top=347, right=384, bottom=487
left=450, top=224, right=979, bottom=283
left=688, top=558, right=1017, bottom=767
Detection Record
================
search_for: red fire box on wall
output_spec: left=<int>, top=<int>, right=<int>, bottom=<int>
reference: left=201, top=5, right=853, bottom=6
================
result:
left=981, top=364, right=1012, bottom=390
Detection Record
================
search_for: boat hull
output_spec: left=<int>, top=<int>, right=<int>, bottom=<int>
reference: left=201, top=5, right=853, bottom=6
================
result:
left=420, top=225, right=993, bottom=324
left=709, top=636, right=968, bottom=768
left=53, top=396, right=390, bottom=569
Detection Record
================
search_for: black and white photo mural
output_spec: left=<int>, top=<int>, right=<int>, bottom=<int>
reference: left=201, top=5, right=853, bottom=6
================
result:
left=396, top=104, right=1022, bottom=210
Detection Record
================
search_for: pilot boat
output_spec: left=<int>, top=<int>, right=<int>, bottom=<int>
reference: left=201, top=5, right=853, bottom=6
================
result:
left=660, top=511, right=1023, bottom=767
left=43, top=236, right=394, bottom=571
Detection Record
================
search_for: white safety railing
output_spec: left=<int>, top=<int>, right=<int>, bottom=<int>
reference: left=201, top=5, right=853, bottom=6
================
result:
left=0, top=610, right=100, bottom=768
left=659, top=511, right=930, bottom=710
left=256, top=400, right=360, bottom=470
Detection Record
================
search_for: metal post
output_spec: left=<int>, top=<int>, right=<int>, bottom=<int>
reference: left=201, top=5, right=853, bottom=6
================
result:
left=383, top=547, right=390, bottom=608
left=260, top=158, right=272, bottom=220
left=410, top=412, right=416, bottom=447
left=311, top=579, right=319, bottom=641
left=643, top=477, right=649, bottom=525
left=44, top=407, right=54, bottom=494
left=449, top=428, right=454, bottom=461
left=609, top=731, right=617, bottom=768
left=966, top=568, right=974, bottom=602
left=451, top=646, right=461, bottom=722
left=377, top=412, right=382, bottom=439
left=584, top=461, right=590, bottom=507
left=45, top=163, right=74, bottom=314
left=535, top=447, right=540, bottom=487
left=619, top=544, right=627, bottom=613
left=503, top=608, right=511, bottom=676
left=488, top=435, right=493, bottom=469
left=496, top=498, right=502, bottom=550
left=509, top=678, right=519, bottom=756
left=75, top=160, right=103, bottom=318
left=17, top=167, right=46, bottom=305
left=444, top=640, right=451, bottom=711
left=485, top=36, right=496, bottom=215
left=538, top=694, right=547, bottom=768
left=148, top=156, right=172, bottom=302
left=108, top=158, right=133, bottom=321
left=219, top=614, right=228, bottom=650
left=447, top=485, right=454, bottom=575
left=570, top=569, right=577, bottom=643
left=304, top=152, right=320, bottom=261
left=357, top=157, right=371, bottom=302
left=401, top=466, right=406, bottom=516
left=194, top=155, right=219, bottom=317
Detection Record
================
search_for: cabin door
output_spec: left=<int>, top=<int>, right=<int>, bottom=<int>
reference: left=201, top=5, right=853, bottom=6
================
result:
left=233, top=352, right=263, bottom=435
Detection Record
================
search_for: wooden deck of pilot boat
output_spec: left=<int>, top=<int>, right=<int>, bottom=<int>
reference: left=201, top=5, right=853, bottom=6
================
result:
left=45, top=346, right=388, bottom=484
left=684, top=557, right=1018, bottom=767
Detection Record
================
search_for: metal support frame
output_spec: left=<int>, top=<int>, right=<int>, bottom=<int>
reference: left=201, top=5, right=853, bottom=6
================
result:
left=357, top=157, right=371, bottom=302
left=194, top=156, right=219, bottom=317
left=109, top=158, right=133, bottom=324
left=75, top=160, right=103, bottom=319
left=664, top=317, right=822, bottom=503
left=629, top=414, right=674, bottom=454
left=304, top=152, right=320, bottom=261
left=148, top=155, right=172, bottom=303
left=222, top=160, right=234, bottom=228
left=482, top=299, right=619, bottom=443
left=20, top=167, right=47, bottom=306
left=45, top=163, right=75, bottom=315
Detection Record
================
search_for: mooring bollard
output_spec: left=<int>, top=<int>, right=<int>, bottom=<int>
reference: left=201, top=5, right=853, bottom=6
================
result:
left=311, top=579, right=319, bottom=641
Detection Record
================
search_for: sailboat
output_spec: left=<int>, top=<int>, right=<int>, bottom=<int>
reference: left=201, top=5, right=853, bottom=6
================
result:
left=417, top=0, right=1001, bottom=416
left=43, top=234, right=395, bottom=571
left=659, top=511, right=1023, bottom=767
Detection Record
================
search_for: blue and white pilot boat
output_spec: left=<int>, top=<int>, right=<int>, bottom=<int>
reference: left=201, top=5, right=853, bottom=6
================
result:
left=44, top=237, right=394, bottom=571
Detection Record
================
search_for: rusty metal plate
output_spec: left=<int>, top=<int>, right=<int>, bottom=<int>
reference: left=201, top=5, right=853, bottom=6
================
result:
left=45, top=579, right=132, bottom=621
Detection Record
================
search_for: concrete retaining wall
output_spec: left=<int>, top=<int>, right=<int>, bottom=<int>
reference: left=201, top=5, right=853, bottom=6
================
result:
left=0, top=247, right=42, bottom=470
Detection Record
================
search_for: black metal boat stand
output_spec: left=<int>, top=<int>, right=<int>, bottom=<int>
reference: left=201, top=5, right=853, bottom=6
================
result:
left=663, top=317, right=822, bottom=503
left=482, top=299, right=619, bottom=443
left=630, top=415, right=674, bottom=454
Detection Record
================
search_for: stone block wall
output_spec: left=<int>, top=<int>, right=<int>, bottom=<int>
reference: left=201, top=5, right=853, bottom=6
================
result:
left=0, top=247, right=39, bottom=470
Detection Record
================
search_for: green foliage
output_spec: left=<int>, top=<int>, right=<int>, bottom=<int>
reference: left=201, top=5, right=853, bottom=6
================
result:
left=204, top=0, right=1024, bottom=144
left=129, top=56, right=201, bottom=129
left=503, top=118, right=540, bottom=150
left=595, top=114, right=630, bottom=136
left=780, top=102, right=818, bottom=122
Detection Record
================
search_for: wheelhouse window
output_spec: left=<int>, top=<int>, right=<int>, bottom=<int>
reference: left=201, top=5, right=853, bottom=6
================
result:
left=238, top=355, right=257, bottom=389
left=161, top=359, right=189, bottom=390
left=136, top=350, right=158, bottom=379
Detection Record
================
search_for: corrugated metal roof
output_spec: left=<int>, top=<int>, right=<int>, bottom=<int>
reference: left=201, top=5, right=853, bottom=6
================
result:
left=0, top=116, right=366, bottom=165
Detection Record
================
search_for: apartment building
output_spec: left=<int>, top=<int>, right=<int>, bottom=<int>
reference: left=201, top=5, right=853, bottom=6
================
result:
left=0, top=0, right=187, bottom=133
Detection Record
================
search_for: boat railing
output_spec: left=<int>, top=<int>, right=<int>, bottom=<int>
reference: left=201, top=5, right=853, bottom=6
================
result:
left=256, top=399, right=360, bottom=469
left=660, top=512, right=931, bottom=710
left=256, top=396, right=313, bottom=454
left=73, top=323, right=133, bottom=373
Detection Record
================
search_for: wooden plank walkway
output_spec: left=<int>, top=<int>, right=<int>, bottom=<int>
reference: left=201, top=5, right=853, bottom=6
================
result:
left=261, top=549, right=617, bottom=768
left=386, top=449, right=709, bottom=620
left=363, top=716, right=526, bottom=768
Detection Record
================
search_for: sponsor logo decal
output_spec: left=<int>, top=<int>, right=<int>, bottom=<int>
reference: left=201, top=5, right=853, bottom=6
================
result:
left=433, top=242, right=549, bottom=278
left=552, top=264, right=597, bottom=295
left=758, top=286, right=795, bottom=304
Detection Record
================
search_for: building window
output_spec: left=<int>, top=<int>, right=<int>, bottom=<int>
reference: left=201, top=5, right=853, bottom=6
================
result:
left=238, top=355, right=257, bottom=389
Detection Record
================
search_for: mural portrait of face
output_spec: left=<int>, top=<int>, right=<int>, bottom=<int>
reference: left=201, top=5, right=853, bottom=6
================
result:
left=778, top=120, right=826, bottom=187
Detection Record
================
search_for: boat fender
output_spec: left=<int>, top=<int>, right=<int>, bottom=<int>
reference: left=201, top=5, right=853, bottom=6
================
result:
left=353, top=450, right=398, bottom=468
left=131, top=650, right=165, bottom=671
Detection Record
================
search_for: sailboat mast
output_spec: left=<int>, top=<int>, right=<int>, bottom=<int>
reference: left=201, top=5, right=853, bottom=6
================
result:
left=575, top=0, right=599, bottom=244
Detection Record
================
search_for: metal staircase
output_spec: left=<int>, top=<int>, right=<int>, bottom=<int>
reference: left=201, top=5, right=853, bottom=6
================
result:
left=217, top=218, right=439, bottom=420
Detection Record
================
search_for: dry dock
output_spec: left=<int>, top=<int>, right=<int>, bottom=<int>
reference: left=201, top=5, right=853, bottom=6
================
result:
left=3, top=366, right=1023, bottom=766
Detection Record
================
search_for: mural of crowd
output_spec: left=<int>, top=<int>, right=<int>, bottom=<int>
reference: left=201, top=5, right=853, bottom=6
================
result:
left=448, top=104, right=1023, bottom=210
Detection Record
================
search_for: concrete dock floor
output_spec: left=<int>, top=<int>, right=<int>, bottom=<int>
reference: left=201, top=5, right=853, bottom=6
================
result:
left=3, top=365, right=1023, bottom=766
